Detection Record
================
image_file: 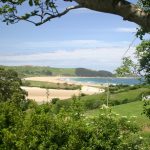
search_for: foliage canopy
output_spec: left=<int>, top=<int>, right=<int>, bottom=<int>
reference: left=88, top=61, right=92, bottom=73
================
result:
left=115, top=40, right=150, bottom=84
left=0, top=67, right=27, bottom=103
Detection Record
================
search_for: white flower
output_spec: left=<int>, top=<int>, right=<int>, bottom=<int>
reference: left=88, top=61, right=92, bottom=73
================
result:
left=139, top=136, right=143, bottom=140
left=101, top=104, right=109, bottom=109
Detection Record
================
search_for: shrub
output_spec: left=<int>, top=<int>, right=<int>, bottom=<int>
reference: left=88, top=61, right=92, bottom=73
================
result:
left=80, top=93, right=87, bottom=97
left=112, top=100, right=121, bottom=106
left=84, top=99, right=101, bottom=110
left=122, top=98, right=129, bottom=104
left=0, top=102, right=147, bottom=149
left=0, top=68, right=27, bottom=108
left=51, top=98, right=60, bottom=104
left=22, top=80, right=31, bottom=86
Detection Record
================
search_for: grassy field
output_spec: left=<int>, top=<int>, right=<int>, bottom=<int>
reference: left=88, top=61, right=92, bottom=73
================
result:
left=22, top=80, right=81, bottom=90
left=85, top=101, right=150, bottom=142
left=74, top=87, right=150, bottom=109
left=54, top=87, right=150, bottom=116
left=86, top=101, right=150, bottom=126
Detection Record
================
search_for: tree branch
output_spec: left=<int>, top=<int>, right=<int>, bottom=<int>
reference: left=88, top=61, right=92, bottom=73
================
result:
left=34, top=5, right=82, bottom=26
left=74, top=0, right=150, bottom=32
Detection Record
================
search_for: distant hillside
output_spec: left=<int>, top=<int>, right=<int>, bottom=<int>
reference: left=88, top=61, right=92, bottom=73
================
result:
left=0, top=66, right=113, bottom=77
left=75, top=68, right=113, bottom=77
left=0, top=66, right=75, bottom=77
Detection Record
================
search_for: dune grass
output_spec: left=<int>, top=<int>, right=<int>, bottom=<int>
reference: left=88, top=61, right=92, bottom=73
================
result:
left=22, top=80, right=81, bottom=90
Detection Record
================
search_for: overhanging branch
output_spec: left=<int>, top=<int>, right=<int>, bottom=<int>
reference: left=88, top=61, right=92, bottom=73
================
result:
left=18, top=5, right=82, bottom=26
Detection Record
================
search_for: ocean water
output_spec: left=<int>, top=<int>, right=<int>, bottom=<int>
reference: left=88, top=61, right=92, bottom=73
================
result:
left=69, top=77, right=143, bottom=85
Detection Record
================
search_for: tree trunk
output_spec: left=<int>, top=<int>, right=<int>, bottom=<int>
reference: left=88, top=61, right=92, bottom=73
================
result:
left=74, top=0, right=150, bottom=32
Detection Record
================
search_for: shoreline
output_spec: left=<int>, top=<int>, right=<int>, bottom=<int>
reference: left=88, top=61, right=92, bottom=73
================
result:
left=24, top=76, right=107, bottom=87
left=23, top=76, right=105, bottom=102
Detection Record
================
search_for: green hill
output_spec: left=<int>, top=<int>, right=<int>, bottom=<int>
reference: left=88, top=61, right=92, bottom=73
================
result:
left=75, top=68, right=113, bottom=77
left=0, top=66, right=113, bottom=77
left=0, top=66, right=75, bottom=77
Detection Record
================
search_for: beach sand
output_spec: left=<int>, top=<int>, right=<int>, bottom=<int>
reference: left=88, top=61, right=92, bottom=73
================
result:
left=22, top=76, right=105, bottom=102
left=21, top=86, right=79, bottom=102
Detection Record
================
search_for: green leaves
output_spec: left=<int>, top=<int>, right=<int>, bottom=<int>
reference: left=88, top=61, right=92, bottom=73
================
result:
left=115, top=40, right=150, bottom=84
left=28, top=0, right=40, bottom=6
left=0, top=97, right=148, bottom=149
left=0, top=67, right=27, bottom=106
left=0, top=0, right=58, bottom=25
left=136, top=40, right=150, bottom=83
left=137, top=0, right=150, bottom=12
left=115, top=57, right=136, bottom=77
left=29, top=0, right=33, bottom=6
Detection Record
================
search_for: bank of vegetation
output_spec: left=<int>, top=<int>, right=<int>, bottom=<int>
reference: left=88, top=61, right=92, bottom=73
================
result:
left=0, top=67, right=150, bottom=149
left=22, top=80, right=81, bottom=90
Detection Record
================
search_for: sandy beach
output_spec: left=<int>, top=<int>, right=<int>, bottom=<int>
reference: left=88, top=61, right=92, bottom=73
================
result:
left=22, top=76, right=105, bottom=102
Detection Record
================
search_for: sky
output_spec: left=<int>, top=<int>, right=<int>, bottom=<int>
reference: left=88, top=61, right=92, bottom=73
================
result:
left=0, top=0, right=148, bottom=72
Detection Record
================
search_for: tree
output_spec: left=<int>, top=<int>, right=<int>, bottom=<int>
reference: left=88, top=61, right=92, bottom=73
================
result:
left=0, top=0, right=150, bottom=33
left=135, top=40, right=150, bottom=83
left=0, top=67, right=27, bottom=104
left=115, top=57, right=137, bottom=77
left=115, top=40, right=150, bottom=84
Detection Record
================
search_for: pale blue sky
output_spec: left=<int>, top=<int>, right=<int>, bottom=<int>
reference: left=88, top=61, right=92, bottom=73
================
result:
left=0, top=0, right=148, bottom=72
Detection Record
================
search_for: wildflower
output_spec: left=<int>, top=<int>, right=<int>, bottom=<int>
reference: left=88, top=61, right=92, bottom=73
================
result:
left=139, top=136, right=143, bottom=140
left=101, top=104, right=109, bottom=109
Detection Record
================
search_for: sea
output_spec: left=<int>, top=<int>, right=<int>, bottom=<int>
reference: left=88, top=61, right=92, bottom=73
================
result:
left=68, top=77, right=143, bottom=85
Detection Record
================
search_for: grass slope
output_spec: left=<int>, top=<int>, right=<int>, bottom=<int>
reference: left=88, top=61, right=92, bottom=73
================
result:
left=86, top=101, right=150, bottom=126
left=76, top=87, right=150, bottom=109
left=85, top=101, right=150, bottom=142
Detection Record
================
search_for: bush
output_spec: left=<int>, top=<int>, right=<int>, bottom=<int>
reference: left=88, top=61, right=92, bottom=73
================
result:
left=51, top=98, right=60, bottom=104
left=54, top=100, right=71, bottom=113
left=22, top=80, right=31, bottom=86
left=122, top=98, right=129, bottom=104
left=84, top=99, right=101, bottom=110
left=0, top=101, right=147, bottom=149
left=80, top=93, right=87, bottom=97
left=112, top=100, right=121, bottom=106
left=0, top=67, right=27, bottom=107
left=129, top=85, right=141, bottom=90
